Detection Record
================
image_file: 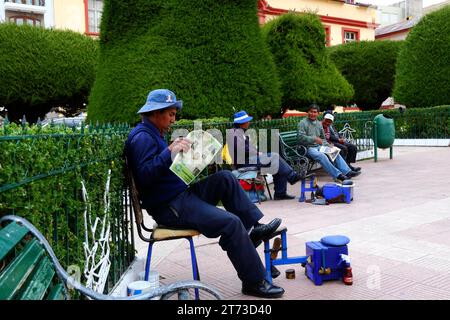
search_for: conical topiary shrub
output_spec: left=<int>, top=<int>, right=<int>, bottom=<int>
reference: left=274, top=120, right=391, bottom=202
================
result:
left=262, top=12, right=353, bottom=111
left=393, top=6, right=450, bottom=108
left=88, top=0, right=281, bottom=124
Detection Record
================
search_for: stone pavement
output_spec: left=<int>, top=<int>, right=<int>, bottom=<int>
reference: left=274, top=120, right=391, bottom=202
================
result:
left=139, top=147, right=450, bottom=300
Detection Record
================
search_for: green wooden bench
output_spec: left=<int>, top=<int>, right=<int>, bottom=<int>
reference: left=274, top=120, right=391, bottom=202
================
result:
left=279, top=130, right=316, bottom=177
left=0, top=215, right=222, bottom=300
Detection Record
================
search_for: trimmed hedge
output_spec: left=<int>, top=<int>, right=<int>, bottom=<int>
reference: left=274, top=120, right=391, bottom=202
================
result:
left=0, top=24, right=98, bottom=122
left=262, top=12, right=354, bottom=111
left=88, top=0, right=281, bottom=124
left=329, top=40, right=403, bottom=110
left=0, top=123, right=133, bottom=292
left=393, top=6, right=450, bottom=108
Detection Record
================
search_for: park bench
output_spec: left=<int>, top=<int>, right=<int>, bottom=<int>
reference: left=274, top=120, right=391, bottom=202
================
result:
left=0, top=214, right=222, bottom=300
left=279, top=130, right=317, bottom=177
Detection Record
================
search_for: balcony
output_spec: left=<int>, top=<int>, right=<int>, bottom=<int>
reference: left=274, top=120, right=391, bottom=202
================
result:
left=4, top=0, right=47, bottom=14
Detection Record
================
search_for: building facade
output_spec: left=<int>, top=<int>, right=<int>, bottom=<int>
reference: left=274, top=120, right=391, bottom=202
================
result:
left=0, top=0, right=102, bottom=36
left=258, top=0, right=378, bottom=46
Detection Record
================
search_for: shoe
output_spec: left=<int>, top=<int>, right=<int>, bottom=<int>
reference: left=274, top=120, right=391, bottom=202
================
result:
left=288, top=173, right=302, bottom=185
left=335, top=174, right=349, bottom=182
left=346, top=170, right=361, bottom=178
left=349, top=165, right=361, bottom=172
left=242, top=279, right=285, bottom=298
left=250, top=218, right=282, bottom=248
left=273, top=193, right=295, bottom=200
left=271, top=265, right=281, bottom=279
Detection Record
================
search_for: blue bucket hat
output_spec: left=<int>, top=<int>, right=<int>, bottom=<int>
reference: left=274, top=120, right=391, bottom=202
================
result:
left=137, top=89, right=183, bottom=114
left=233, top=110, right=253, bottom=124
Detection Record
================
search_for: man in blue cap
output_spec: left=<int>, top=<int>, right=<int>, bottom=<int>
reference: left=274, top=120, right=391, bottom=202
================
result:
left=227, top=110, right=302, bottom=200
left=125, top=89, right=285, bottom=298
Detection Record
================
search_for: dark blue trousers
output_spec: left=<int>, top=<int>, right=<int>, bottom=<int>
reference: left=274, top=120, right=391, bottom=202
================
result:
left=151, top=171, right=266, bottom=284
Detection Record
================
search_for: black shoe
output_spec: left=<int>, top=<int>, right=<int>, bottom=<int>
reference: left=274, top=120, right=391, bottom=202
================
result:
left=250, top=218, right=282, bottom=248
left=271, top=265, right=281, bottom=279
left=346, top=170, right=361, bottom=178
left=349, top=165, right=361, bottom=172
left=242, top=279, right=285, bottom=298
left=288, top=173, right=302, bottom=185
left=335, top=174, right=349, bottom=182
left=273, top=193, right=295, bottom=200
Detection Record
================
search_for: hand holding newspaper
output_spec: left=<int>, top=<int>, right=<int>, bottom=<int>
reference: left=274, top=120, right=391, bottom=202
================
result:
left=170, top=130, right=222, bottom=185
left=319, top=145, right=341, bottom=162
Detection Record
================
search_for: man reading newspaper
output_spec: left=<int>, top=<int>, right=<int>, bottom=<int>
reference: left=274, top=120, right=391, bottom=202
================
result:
left=297, top=104, right=360, bottom=182
left=124, top=89, right=285, bottom=298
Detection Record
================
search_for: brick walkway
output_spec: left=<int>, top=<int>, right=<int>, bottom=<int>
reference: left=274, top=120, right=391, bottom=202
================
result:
left=141, top=147, right=450, bottom=300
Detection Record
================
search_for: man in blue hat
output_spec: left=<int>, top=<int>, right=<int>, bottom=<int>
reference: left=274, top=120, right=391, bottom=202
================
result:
left=125, top=89, right=285, bottom=298
left=227, top=110, right=302, bottom=200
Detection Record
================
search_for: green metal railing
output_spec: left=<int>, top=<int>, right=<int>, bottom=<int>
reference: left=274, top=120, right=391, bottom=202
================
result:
left=0, top=118, right=134, bottom=294
left=170, top=106, right=450, bottom=152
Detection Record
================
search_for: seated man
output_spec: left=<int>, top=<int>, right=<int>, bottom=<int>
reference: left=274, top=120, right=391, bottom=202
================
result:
left=297, top=104, right=360, bottom=182
left=322, top=113, right=361, bottom=173
left=226, top=110, right=302, bottom=200
left=125, top=89, right=284, bottom=298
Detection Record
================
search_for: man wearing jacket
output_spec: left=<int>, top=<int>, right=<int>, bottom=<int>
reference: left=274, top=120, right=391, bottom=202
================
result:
left=297, top=104, right=360, bottom=181
left=125, top=89, right=284, bottom=298
left=226, top=110, right=302, bottom=200
left=322, top=112, right=361, bottom=173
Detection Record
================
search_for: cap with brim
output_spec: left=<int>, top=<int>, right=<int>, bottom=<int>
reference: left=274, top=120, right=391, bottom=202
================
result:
left=324, top=113, right=334, bottom=121
left=137, top=89, right=183, bottom=114
left=233, top=110, right=253, bottom=124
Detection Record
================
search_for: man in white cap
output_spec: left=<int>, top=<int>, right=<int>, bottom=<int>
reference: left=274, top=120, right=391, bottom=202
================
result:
left=125, top=89, right=285, bottom=298
left=322, top=112, right=361, bottom=173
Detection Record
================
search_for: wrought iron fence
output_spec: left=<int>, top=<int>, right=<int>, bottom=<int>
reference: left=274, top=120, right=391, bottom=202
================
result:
left=0, top=118, right=134, bottom=294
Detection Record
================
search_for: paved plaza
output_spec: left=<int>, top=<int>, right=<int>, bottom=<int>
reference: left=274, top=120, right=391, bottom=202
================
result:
left=135, top=146, right=450, bottom=300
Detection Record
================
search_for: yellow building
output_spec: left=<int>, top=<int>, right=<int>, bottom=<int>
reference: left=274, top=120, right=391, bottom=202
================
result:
left=0, top=0, right=102, bottom=36
left=258, top=0, right=378, bottom=46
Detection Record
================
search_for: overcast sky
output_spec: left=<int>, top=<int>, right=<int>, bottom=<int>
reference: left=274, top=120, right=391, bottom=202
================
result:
left=358, top=0, right=447, bottom=7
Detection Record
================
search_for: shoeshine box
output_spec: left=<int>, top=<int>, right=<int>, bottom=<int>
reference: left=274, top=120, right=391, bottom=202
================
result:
left=305, top=236, right=350, bottom=286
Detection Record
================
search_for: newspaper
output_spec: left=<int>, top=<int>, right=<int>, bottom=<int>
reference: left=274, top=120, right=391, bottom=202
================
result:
left=319, top=145, right=341, bottom=162
left=170, top=130, right=222, bottom=185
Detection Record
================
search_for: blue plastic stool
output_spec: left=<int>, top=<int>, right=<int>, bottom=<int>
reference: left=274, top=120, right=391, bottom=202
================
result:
left=299, top=174, right=317, bottom=202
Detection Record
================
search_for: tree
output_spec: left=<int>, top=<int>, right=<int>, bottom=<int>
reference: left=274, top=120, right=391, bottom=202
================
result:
left=0, top=24, right=98, bottom=123
left=393, top=6, right=450, bottom=108
left=329, top=40, right=403, bottom=110
left=88, top=0, right=281, bottom=124
left=262, top=12, right=353, bottom=111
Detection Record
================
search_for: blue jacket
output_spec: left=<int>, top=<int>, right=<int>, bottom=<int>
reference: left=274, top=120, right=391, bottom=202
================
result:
left=124, top=119, right=187, bottom=209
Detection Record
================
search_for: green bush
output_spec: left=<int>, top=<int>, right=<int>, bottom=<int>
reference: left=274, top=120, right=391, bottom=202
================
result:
left=0, top=123, right=134, bottom=291
left=329, top=40, right=403, bottom=110
left=393, top=6, right=450, bottom=108
left=0, top=24, right=98, bottom=122
left=88, top=0, right=281, bottom=124
left=262, top=12, right=354, bottom=111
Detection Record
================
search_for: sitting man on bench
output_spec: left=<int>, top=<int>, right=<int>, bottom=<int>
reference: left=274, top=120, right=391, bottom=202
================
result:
left=297, top=104, right=360, bottom=182
left=321, top=112, right=361, bottom=173
left=124, top=89, right=284, bottom=298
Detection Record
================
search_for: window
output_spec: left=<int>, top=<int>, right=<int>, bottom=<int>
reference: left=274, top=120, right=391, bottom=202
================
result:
left=9, top=15, right=41, bottom=26
left=86, top=0, right=103, bottom=34
left=342, top=28, right=360, bottom=44
left=344, top=31, right=357, bottom=43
